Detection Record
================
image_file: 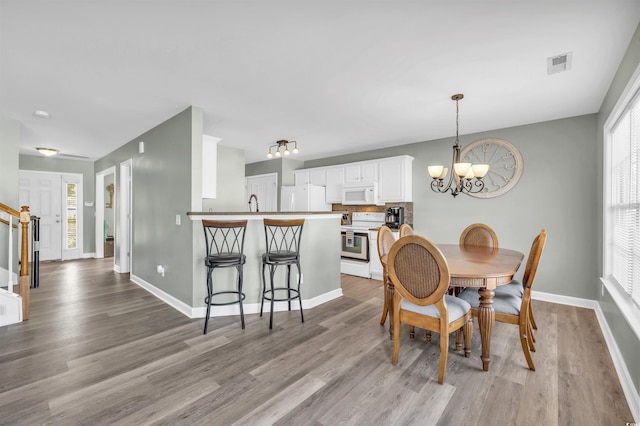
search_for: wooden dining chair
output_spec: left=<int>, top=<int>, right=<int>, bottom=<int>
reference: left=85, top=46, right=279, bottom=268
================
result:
left=399, top=223, right=414, bottom=237
left=377, top=226, right=397, bottom=336
left=458, top=229, right=547, bottom=370
left=388, top=235, right=473, bottom=384
left=459, top=223, right=499, bottom=248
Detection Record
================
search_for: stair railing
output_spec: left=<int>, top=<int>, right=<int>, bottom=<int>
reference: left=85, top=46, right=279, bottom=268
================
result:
left=0, top=203, right=31, bottom=320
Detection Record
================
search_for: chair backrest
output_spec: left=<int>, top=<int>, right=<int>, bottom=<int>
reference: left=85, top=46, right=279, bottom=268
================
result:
left=399, top=224, right=414, bottom=238
left=388, top=235, right=450, bottom=306
left=263, top=218, right=305, bottom=259
left=459, top=223, right=499, bottom=248
left=202, top=220, right=248, bottom=257
left=522, top=229, right=547, bottom=291
left=377, top=225, right=396, bottom=260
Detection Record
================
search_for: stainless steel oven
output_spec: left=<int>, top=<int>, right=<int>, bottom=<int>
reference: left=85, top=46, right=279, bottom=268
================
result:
left=340, top=230, right=369, bottom=261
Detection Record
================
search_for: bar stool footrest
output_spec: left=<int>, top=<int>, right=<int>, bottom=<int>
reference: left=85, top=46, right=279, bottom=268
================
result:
left=205, top=291, right=246, bottom=306
left=262, top=288, right=301, bottom=302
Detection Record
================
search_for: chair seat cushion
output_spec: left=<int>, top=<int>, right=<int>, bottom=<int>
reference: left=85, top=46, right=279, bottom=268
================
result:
left=457, top=288, right=521, bottom=316
left=205, top=253, right=246, bottom=267
left=400, top=295, right=471, bottom=322
left=495, top=280, right=524, bottom=297
left=262, top=251, right=298, bottom=264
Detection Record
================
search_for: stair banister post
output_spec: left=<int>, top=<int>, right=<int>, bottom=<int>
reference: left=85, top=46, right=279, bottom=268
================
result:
left=19, top=206, right=30, bottom=320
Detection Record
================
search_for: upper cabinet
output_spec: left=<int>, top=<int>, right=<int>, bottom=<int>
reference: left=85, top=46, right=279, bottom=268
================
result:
left=294, top=169, right=326, bottom=186
left=291, top=155, right=413, bottom=204
left=202, top=135, right=221, bottom=199
left=325, top=167, right=345, bottom=203
left=344, top=162, right=378, bottom=183
left=378, top=156, right=413, bottom=202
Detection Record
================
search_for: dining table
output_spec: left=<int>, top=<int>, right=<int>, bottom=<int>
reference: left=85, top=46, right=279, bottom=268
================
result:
left=384, top=243, right=524, bottom=372
left=438, top=244, right=524, bottom=371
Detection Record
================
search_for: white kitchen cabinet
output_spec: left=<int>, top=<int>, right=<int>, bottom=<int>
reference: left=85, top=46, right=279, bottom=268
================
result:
left=344, top=162, right=378, bottom=184
left=294, top=168, right=326, bottom=186
left=369, top=230, right=383, bottom=280
left=202, top=135, right=221, bottom=199
left=378, top=155, right=413, bottom=202
left=325, top=166, right=345, bottom=203
left=294, top=170, right=310, bottom=185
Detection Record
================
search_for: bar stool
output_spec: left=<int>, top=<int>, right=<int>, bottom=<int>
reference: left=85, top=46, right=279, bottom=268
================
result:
left=260, top=218, right=305, bottom=329
left=202, top=219, right=248, bottom=334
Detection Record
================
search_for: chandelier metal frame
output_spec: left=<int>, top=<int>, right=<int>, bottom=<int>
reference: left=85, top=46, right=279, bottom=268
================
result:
left=428, top=94, right=488, bottom=197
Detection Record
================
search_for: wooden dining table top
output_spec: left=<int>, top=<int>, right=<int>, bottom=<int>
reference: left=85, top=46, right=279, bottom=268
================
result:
left=436, top=243, right=524, bottom=282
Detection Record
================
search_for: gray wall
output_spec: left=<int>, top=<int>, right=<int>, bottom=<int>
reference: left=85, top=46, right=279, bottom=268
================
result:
left=0, top=118, right=20, bottom=271
left=596, top=21, right=640, bottom=395
left=304, top=114, right=598, bottom=301
left=95, top=107, right=200, bottom=305
left=19, top=154, right=96, bottom=255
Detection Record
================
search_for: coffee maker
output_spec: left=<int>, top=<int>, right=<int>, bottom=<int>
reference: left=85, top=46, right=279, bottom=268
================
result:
left=385, top=206, right=404, bottom=229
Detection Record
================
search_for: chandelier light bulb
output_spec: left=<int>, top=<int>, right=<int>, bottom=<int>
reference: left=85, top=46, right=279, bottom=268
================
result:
left=275, top=150, right=281, bottom=157
left=267, top=151, right=273, bottom=159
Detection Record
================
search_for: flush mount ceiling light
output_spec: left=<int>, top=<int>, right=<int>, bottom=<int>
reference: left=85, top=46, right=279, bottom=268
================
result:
left=36, top=147, right=59, bottom=157
left=427, top=94, right=489, bottom=197
left=266, top=140, right=299, bottom=159
left=33, top=110, right=50, bottom=119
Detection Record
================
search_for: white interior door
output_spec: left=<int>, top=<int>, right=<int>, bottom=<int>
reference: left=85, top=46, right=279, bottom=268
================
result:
left=245, top=173, right=278, bottom=212
left=19, top=171, right=62, bottom=261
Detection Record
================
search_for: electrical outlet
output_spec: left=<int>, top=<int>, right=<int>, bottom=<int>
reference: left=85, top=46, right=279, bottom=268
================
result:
left=601, top=283, right=605, bottom=297
left=175, top=215, right=181, bottom=225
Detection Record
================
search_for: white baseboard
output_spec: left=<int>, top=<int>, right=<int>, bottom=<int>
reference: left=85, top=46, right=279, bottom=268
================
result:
left=82, top=252, right=96, bottom=259
left=532, top=290, right=639, bottom=422
left=129, top=274, right=343, bottom=320
left=130, top=274, right=194, bottom=318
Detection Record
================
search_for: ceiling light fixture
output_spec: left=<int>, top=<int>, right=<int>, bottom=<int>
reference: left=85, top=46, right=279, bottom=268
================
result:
left=36, top=147, right=59, bottom=157
left=267, top=140, right=299, bottom=159
left=33, top=110, right=50, bottom=119
left=428, top=94, right=489, bottom=197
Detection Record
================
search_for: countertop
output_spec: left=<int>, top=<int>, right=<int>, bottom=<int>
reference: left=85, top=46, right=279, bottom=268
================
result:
left=187, top=211, right=346, bottom=216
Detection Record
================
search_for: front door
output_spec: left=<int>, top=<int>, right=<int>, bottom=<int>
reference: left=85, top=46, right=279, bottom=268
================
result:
left=19, top=171, right=62, bottom=261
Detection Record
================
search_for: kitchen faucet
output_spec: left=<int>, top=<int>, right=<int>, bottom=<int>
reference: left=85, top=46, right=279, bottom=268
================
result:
left=248, top=194, right=259, bottom=212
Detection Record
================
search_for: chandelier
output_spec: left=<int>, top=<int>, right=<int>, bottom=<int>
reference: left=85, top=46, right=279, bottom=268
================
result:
left=266, top=140, right=299, bottom=159
left=428, top=94, right=489, bottom=197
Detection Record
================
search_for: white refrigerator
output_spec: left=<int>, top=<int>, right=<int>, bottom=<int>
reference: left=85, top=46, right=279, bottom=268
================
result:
left=280, top=184, right=332, bottom=212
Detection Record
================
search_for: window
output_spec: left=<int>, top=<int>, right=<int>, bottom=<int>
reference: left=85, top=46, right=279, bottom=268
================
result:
left=65, top=182, right=78, bottom=250
left=605, top=87, right=640, bottom=309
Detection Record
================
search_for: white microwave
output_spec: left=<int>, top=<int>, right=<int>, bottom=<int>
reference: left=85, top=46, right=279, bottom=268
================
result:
left=342, top=182, right=383, bottom=205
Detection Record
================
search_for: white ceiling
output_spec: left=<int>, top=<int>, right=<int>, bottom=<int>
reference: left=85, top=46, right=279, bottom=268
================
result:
left=2, top=1, right=640, bottom=164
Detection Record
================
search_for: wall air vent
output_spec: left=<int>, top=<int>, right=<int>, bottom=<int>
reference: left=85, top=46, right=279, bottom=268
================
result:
left=547, top=52, right=573, bottom=75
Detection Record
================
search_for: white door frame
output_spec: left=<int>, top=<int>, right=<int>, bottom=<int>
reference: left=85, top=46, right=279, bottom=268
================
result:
left=95, top=166, right=115, bottom=261
left=19, top=170, right=84, bottom=261
left=119, top=160, right=132, bottom=274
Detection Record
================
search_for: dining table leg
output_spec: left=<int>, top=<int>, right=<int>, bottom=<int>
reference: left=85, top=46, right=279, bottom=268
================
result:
left=477, top=286, right=496, bottom=371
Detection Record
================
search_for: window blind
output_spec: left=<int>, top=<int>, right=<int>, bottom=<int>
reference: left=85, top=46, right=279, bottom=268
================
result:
left=608, top=91, right=640, bottom=308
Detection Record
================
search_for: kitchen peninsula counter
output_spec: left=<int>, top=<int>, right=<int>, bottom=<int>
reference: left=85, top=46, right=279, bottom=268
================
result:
left=188, top=211, right=343, bottom=320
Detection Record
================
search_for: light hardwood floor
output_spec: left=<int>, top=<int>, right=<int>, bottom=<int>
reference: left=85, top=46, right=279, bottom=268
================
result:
left=0, top=258, right=633, bottom=425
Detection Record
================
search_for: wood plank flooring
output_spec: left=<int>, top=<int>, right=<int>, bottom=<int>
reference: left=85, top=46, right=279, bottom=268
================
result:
left=0, top=258, right=633, bottom=425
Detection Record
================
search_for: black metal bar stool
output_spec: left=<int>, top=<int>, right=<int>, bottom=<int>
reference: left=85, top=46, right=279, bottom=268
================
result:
left=260, top=218, right=305, bottom=329
left=202, top=219, right=248, bottom=334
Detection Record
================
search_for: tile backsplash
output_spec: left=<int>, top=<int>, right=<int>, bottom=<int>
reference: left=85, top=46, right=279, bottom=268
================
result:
left=333, top=202, right=413, bottom=226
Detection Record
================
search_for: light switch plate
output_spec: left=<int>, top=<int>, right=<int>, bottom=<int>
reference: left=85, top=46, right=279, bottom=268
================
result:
left=175, top=214, right=181, bottom=225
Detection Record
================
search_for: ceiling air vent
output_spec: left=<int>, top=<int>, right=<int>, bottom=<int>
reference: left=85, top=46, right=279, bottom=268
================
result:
left=547, top=52, right=573, bottom=75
